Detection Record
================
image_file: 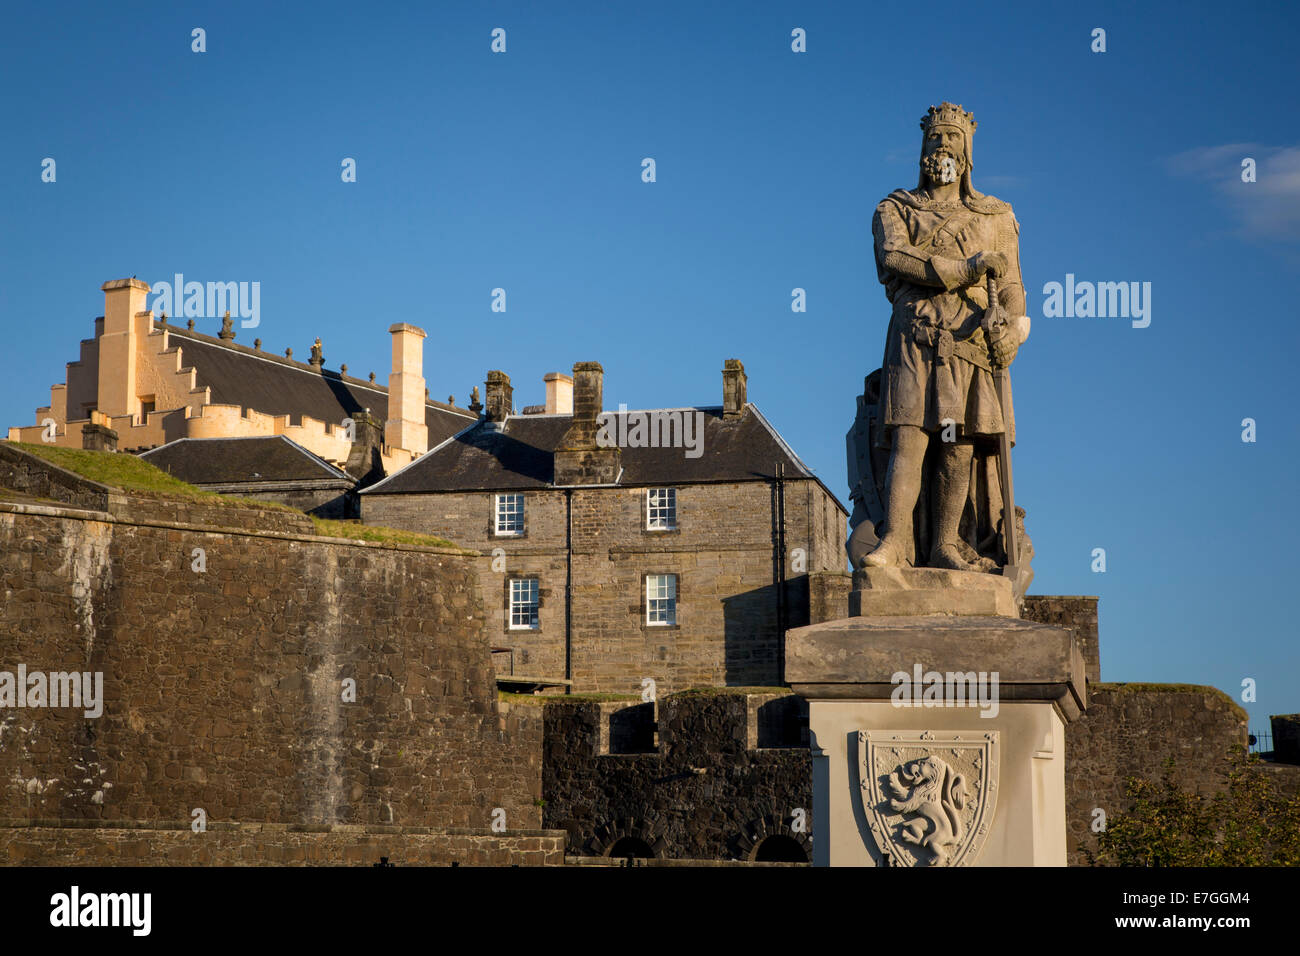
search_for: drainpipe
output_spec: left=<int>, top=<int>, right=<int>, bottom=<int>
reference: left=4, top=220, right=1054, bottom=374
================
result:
left=774, top=461, right=788, bottom=682
left=565, top=488, right=573, bottom=693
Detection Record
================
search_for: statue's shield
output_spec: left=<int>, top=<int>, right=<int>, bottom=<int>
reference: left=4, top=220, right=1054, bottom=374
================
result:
left=859, top=730, right=999, bottom=867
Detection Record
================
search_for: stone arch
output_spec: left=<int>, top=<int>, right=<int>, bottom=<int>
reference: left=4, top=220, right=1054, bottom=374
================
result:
left=585, top=817, right=667, bottom=859
left=733, top=813, right=812, bottom=862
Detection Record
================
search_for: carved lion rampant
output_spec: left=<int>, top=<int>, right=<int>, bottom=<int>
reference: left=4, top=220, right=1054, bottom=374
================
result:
left=887, top=756, right=967, bottom=866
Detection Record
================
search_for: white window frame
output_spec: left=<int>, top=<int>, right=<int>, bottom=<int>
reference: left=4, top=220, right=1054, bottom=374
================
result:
left=508, top=578, right=539, bottom=630
left=646, top=487, right=677, bottom=531
left=645, top=573, right=677, bottom=627
left=495, top=493, right=525, bottom=536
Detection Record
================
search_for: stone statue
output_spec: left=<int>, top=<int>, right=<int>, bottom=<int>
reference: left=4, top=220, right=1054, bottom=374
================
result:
left=848, top=103, right=1033, bottom=584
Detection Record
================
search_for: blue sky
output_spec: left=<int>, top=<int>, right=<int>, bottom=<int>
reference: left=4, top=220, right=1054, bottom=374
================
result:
left=2, top=1, right=1297, bottom=730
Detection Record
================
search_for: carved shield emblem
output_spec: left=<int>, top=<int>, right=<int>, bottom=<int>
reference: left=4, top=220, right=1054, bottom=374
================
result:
left=859, top=730, right=999, bottom=867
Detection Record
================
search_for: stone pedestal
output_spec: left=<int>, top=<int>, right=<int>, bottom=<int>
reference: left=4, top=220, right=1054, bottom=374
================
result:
left=786, top=580, right=1086, bottom=867
left=850, top=566, right=1018, bottom=618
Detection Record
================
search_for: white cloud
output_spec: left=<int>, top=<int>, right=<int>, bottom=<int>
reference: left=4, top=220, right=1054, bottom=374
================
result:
left=1168, top=144, right=1300, bottom=240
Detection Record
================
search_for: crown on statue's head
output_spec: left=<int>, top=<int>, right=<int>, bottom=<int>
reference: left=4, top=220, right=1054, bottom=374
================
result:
left=920, top=102, right=976, bottom=136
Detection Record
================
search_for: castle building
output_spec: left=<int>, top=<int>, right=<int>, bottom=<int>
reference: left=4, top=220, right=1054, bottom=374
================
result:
left=138, top=435, right=359, bottom=517
left=4, top=276, right=850, bottom=697
left=362, top=360, right=849, bottom=694
left=6, top=278, right=473, bottom=477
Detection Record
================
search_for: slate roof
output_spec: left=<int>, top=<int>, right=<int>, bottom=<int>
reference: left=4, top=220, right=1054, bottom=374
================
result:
left=139, top=435, right=352, bottom=485
left=161, top=326, right=475, bottom=446
left=364, top=405, right=846, bottom=512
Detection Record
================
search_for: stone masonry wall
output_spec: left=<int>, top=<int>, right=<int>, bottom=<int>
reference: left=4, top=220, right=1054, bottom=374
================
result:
left=225, top=485, right=353, bottom=520
left=1022, top=595, right=1100, bottom=682
left=0, top=822, right=563, bottom=866
left=0, top=442, right=111, bottom=511
left=364, top=478, right=845, bottom=694
left=539, top=683, right=1251, bottom=866
left=0, top=496, right=543, bottom=844
left=541, top=691, right=811, bottom=861
left=1064, top=683, right=1248, bottom=865
left=365, top=489, right=571, bottom=679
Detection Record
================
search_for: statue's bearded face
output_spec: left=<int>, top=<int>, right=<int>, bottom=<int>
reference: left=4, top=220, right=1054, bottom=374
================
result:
left=921, top=126, right=967, bottom=186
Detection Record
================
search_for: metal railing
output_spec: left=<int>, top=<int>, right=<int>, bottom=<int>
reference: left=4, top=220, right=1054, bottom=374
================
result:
left=1248, top=730, right=1272, bottom=755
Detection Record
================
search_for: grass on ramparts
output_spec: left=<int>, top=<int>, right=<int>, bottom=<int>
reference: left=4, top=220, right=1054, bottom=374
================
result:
left=309, top=517, right=457, bottom=549
left=7, top=442, right=461, bottom=548
left=10, top=441, right=294, bottom=509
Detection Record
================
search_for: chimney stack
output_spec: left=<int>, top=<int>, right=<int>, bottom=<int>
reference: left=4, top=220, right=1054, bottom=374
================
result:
left=722, top=358, right=748, bottom=420
left=554, top=361, right=620, bottom=485
left=544, top=372, right=573, bottom=414
left=82, top=410, right=118, bottom=453
left=385, top=323, right=428, bottom=455
left=484, top=370, right=513, bottom=422
left=97, top=278, right=151, bottom=419
left=344, top=409, right=386, bottom=491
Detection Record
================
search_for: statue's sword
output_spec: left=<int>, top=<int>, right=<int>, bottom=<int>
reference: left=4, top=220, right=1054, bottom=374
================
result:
left=985, top=273, right=1023, bottom=585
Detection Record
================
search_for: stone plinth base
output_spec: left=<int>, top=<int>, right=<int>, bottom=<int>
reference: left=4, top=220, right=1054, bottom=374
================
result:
left=786, top=614, right=1085, bottom=867
left=849, top=566, right=1018, bottom=618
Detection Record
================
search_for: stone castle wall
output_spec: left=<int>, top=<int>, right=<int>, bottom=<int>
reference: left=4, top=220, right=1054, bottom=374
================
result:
left=539, top=691, right=811, bottom=861
left=0, top=822, right=564, bottom=867
left=537, top=682, right=1256, bottom=866
left=0, top=484, right=549, bottom=864
left=1022, top=595, right=1101, bottom=682
left=1065, top=683, right=1248, bottom=865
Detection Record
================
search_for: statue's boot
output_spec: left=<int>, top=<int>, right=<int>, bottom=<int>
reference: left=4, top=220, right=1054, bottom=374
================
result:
left=864, top=536, right=907, bottom=568
left=929, top=542, right=998, bottom=573
left=929, top=542, right=976, bottom=571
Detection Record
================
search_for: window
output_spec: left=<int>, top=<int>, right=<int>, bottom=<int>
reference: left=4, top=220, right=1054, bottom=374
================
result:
left=646, top=574, right=677, bottom=627
left=509, top=579, right=539, bottom=629
left=646, top=488, right=676, bottom=531
left=495, top=493, right=524, bottom=535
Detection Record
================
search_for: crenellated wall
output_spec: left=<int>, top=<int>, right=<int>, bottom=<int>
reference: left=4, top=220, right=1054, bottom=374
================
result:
left=539, top=691, right=812, bottom=861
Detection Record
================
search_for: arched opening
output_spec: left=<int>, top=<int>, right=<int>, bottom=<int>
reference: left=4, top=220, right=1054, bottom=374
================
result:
left=606, top=836, right=654, bottom=860
left=753, top=835, right=808, bottom=863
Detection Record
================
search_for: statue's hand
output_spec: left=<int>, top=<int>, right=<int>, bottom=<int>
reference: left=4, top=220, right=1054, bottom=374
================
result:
left=965, top=251, right=1008, bottom=282
left=984, top=302, right=1023, bottom=368
left=989, top=329, right=1019, bottom=368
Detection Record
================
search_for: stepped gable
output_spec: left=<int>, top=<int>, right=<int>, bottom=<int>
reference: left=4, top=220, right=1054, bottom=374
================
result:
left=139, top=435, right=351, bottom=484
left=363, top=404, right=823, bottom=494
left=165, top=325, right=473, bottom=444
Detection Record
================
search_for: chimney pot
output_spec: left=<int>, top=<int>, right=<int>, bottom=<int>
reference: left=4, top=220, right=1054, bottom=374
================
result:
left=544, top=372, right=574, bottom=414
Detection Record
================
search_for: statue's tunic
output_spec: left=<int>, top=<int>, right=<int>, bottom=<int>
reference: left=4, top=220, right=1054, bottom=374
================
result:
left=872, top=189, right=1023, bottom=442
